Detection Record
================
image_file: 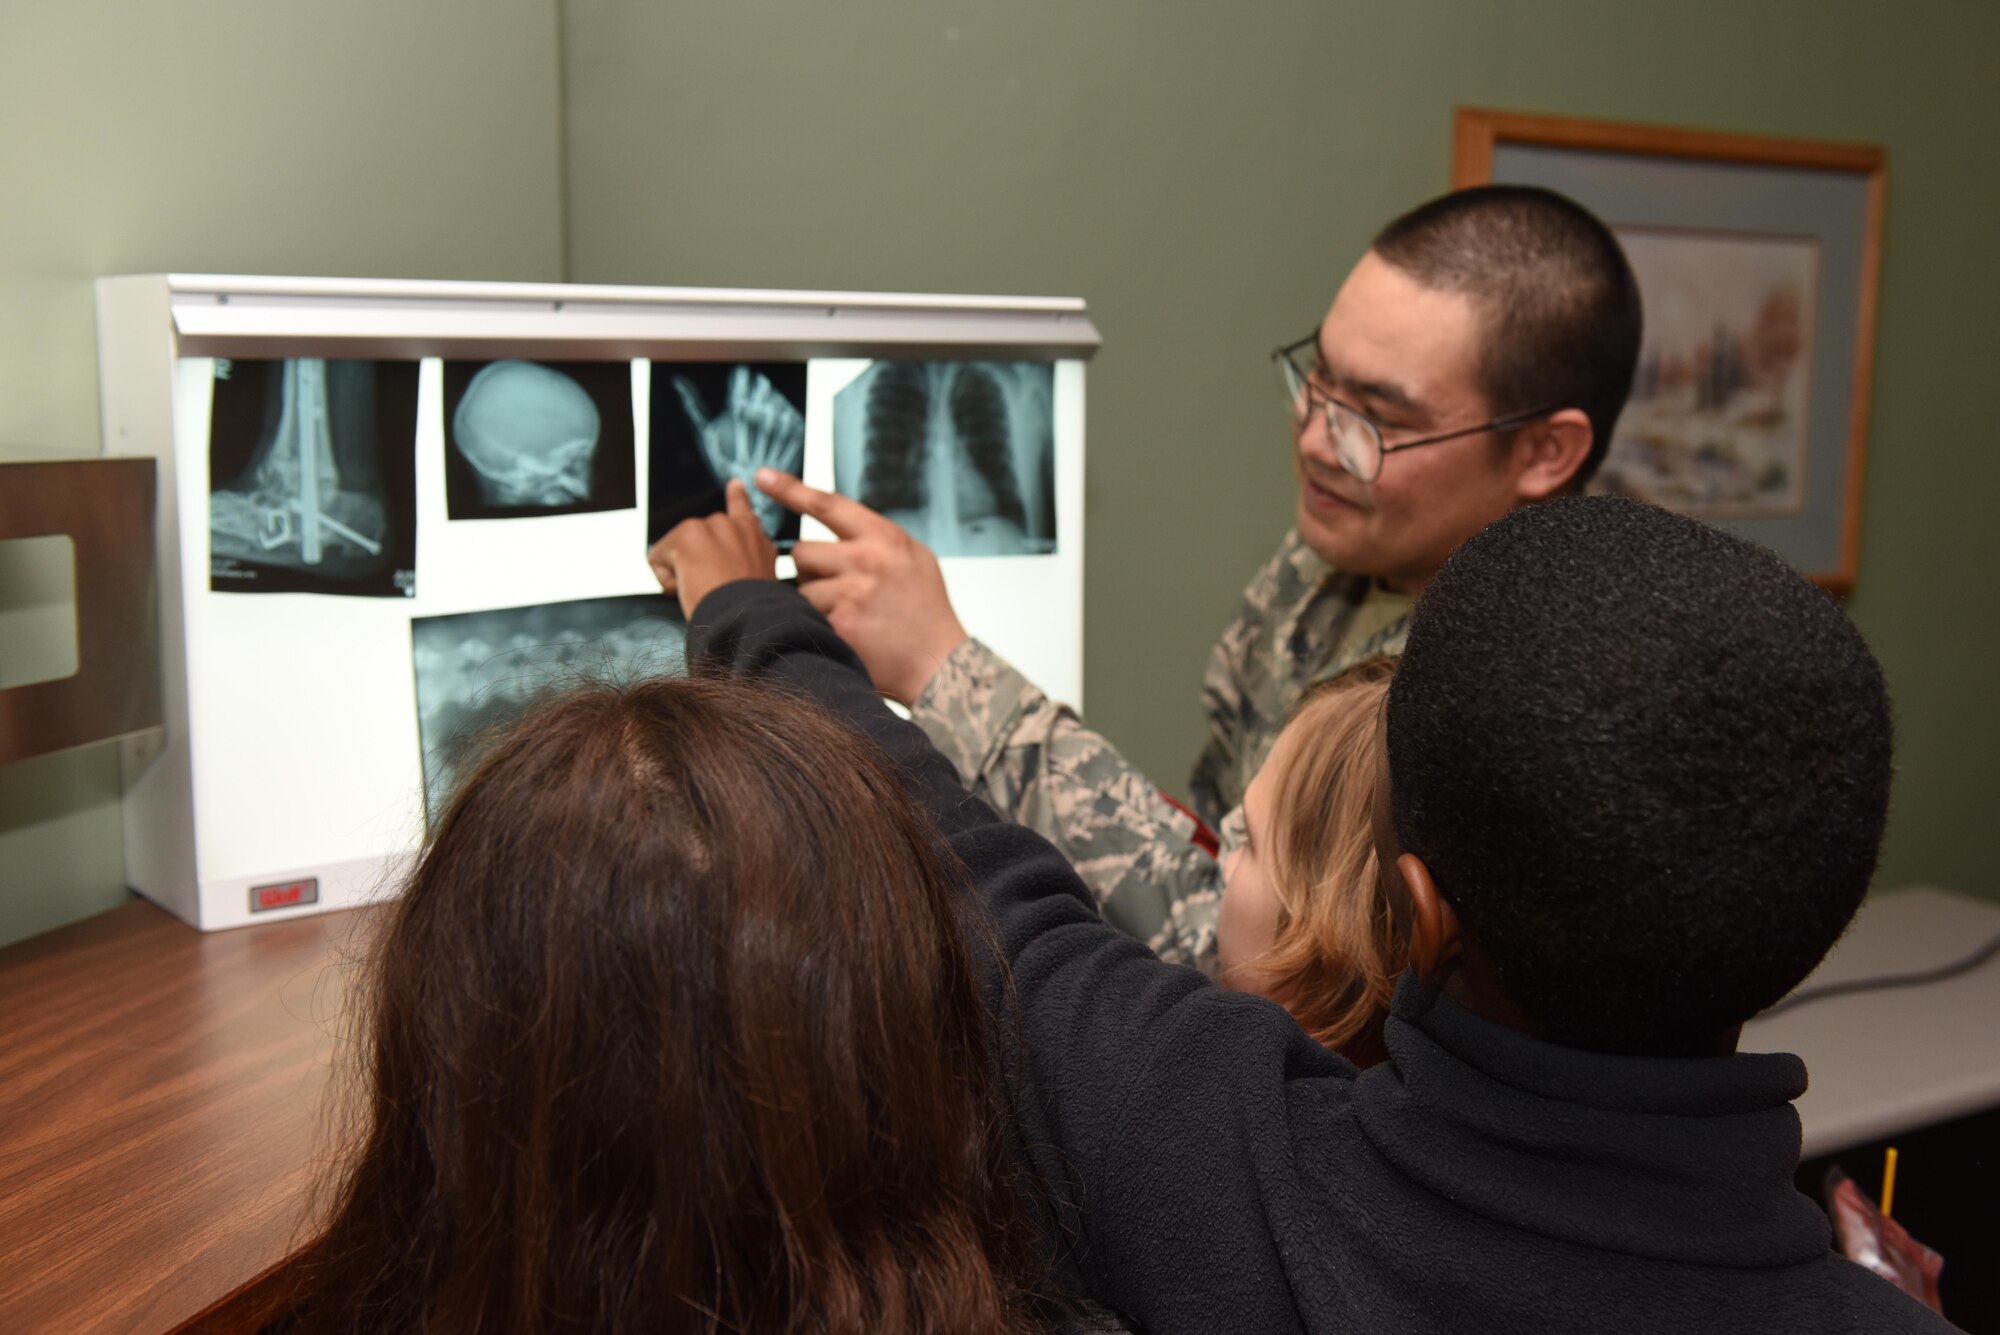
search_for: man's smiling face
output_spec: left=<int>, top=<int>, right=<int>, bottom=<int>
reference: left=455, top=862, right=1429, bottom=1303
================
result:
left=1294, top=251, right=1535, bottom=596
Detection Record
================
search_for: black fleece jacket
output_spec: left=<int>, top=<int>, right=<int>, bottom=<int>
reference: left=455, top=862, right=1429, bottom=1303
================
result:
left=690, top=581, right=1958, bottom=1335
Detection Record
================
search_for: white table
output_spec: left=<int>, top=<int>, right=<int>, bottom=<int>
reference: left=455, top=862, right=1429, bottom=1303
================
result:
left=1741, top=886, right=2000, bottom=1158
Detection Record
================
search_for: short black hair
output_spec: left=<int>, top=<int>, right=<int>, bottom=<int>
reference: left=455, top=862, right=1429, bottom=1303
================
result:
left=1386, top=497, right=1892, bottom=1055
left=1372, top=185, right=1642, bottom=487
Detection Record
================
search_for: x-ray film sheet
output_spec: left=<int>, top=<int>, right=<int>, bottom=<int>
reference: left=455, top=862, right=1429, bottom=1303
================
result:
left=832, top=360, right=1056, bottom=557
left=648, top=361, right=808, bottom=550
left=442, top=360, right=638, bottom=520
left=410, top=593, right=687, bottom=825
left=207, top=358, right=419, bottom=595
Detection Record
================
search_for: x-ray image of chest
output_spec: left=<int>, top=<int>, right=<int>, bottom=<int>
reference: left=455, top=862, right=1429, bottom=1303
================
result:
left=208, top=358, right=420, bottom=596
left=832, top=361, right=1056, bottom=557
left=442, top=360, right=637, bottom=520
left=410, top=594, right=687, bottom=825
left=648, top=361, right=807, bottom=550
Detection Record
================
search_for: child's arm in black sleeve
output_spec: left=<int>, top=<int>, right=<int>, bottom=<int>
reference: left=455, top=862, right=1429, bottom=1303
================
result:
left=688, top=578, right=1350, bottom=1333
left=687, top=579, right=1008, bottom=842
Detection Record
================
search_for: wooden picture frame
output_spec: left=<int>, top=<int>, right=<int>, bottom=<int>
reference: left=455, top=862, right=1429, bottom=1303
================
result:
left=1453, top=108, right=1886, bottom=594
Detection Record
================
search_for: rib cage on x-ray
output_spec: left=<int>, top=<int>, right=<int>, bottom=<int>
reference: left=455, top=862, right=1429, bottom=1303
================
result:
left=838, top=361, right=1055, bottom=557
left=861, top=362, right=1027, bottom=527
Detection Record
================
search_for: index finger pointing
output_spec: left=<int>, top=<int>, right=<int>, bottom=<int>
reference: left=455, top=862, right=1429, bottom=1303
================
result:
left=724, top=476, right=755, bottom=525
left=753, top=469, right=887, bottom=540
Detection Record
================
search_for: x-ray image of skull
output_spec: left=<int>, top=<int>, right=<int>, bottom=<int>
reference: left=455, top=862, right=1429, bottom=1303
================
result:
left=454, top=362, right=598, bottom=504
left=832, top=361, right=1056, bottom=557
left=443, top=360, right=637, bottom=520
left=207, top=358, right=419, bottom=596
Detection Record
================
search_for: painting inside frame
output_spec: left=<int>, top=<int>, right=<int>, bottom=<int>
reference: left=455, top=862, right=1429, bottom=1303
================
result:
left=1451, top=107, right=1884, bottom=593
left=1597, top=226, right=1821, bottom=519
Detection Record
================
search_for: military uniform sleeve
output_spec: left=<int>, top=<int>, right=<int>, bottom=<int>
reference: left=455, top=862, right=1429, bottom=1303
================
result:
left=1188, top=537, right=1300, bottom=828
left=912, top=638, right=1223, bottom=971
left=1187, top=621, right=1250, bottom=831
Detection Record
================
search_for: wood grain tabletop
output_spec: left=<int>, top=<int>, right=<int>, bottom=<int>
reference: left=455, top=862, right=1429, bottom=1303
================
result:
left=0, top=899, right=382, bottom=1334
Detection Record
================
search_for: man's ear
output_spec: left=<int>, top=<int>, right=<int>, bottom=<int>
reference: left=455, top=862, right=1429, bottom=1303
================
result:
left=1512, top=408, right=1593, bottom=501
left=1401, top=853, right=1464, bottom=986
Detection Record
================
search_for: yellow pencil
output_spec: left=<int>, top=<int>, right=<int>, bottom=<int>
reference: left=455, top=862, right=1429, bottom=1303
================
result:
left=1880, top=1146, right=1899, bottom=1218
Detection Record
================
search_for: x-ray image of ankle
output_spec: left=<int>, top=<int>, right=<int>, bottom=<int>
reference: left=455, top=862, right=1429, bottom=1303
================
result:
left=673, top=366, right=805, bottom=536
left=452, top=361, right=602, bottom=507
left=209, top=359, right=390, bottom=571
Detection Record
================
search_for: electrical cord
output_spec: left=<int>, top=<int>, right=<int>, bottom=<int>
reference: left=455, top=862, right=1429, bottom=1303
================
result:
left=1760, top=927, right=2000, bottom=1019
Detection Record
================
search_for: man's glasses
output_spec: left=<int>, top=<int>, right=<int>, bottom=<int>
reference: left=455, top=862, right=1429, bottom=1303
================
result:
left=1272, top=334, right=1556, bottom=484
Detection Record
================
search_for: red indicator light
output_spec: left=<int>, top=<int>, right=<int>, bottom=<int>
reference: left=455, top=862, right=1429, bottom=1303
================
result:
left=249, top=877, right=320, bottom=913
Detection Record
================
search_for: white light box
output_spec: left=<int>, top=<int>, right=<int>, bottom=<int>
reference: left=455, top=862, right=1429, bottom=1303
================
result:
left=95, top=275, right=1097, bottom=930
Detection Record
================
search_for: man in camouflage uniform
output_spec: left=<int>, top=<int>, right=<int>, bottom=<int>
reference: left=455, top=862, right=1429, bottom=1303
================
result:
left=726, top=185, right=1641, bottom=976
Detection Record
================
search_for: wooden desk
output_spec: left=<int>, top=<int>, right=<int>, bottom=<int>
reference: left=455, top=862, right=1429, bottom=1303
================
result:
left=1742, top=886, right=2000, bottom=1158
left=0, top=899, right=380, bottom=1334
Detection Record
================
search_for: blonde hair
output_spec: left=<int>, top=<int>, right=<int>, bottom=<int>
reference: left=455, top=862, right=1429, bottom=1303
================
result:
left=1256, top=657, right=1402, bottom=1062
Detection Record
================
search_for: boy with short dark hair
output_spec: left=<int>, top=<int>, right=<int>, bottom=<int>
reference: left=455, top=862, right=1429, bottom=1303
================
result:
left=1383, top=494, right=1893, bottom=1058
left=672, top=489, right=1956, bottom=1333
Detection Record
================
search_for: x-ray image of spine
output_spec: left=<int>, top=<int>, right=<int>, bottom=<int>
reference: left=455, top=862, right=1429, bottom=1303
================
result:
left=648, top=361, right=808, bottom=551
left=208, top=358, right=420, bottom=596
left=410, top=594, right=687, bottom=825
left=442, top=360, right=638, bottom=520
left=832, top=361, right=1056, bottom=557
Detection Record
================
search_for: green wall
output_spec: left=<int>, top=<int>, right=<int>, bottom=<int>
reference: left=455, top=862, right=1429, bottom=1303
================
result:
left=0, top=0, right=564, bottom=945
left=5, top=0, right=1994, bottom=945
left=560, top=0, right=1999, bottom=901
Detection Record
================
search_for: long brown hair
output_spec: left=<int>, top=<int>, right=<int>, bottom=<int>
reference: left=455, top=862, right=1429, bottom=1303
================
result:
left=296, top=674, right=1042, bottom=1334
left=1256, top=658, right=1402, bottom=1065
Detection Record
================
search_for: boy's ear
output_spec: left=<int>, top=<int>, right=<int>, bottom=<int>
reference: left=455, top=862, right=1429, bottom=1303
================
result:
left=1401, top=853, right=1463, bottom=985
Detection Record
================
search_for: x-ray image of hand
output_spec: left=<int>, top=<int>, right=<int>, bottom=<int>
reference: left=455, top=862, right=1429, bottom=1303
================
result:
left=673, top=367, right=806, bottom=537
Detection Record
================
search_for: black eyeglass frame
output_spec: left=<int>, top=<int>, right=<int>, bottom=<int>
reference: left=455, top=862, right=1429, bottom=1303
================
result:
left=1273, top=334, right=1560, bottom=483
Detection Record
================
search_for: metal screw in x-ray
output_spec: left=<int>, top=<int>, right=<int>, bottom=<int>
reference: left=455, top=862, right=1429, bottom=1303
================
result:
left=221, top=359, right=383, bottom=564
left=288, top=359, right=326, bottom=562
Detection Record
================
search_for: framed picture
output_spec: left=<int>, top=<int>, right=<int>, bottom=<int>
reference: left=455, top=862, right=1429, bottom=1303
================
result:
left=1453, top=108, right=1885, bottom=594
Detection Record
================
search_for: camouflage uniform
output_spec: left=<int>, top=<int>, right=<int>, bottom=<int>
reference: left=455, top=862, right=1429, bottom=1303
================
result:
left=911, top=527, right=1412, bottom=973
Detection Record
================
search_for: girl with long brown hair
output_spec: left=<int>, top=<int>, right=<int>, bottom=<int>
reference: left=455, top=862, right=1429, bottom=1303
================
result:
left=294, top=665, right=1108, bottom=1334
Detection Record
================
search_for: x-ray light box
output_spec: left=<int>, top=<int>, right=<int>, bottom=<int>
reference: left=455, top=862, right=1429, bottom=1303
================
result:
left=96, top=275, right=1097, bottom=930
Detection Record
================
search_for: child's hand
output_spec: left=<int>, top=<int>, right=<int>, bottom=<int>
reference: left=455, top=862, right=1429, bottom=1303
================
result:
left=647, top=479, right=778, bottom=619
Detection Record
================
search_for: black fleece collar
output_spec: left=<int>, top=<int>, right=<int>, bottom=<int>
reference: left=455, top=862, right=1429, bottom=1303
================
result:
left=1351, top=976, right=1831, bottom=1269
